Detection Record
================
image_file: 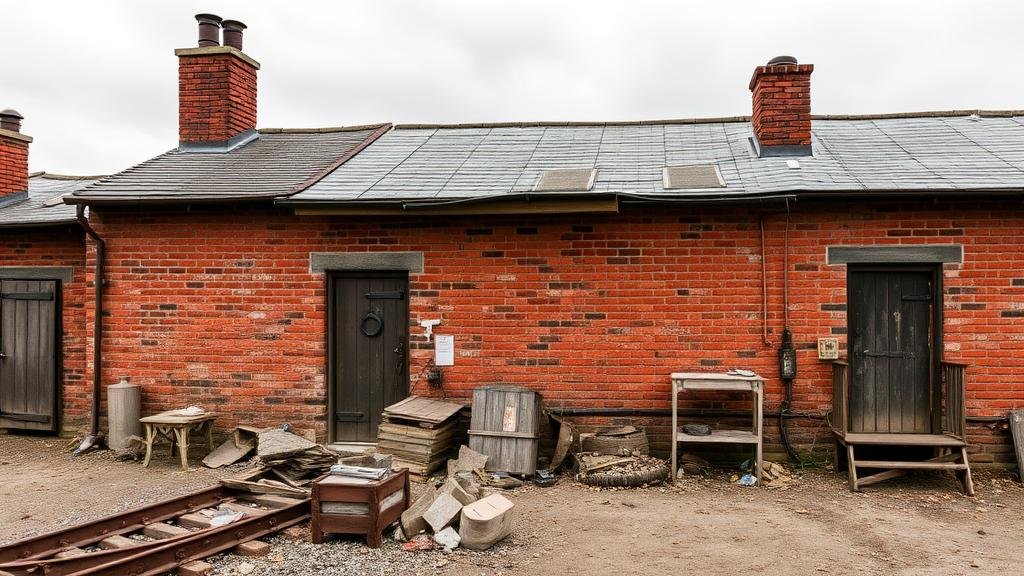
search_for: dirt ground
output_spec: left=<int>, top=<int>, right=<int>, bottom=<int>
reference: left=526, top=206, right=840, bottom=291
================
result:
left=1, top=434, right=1022, bottom=576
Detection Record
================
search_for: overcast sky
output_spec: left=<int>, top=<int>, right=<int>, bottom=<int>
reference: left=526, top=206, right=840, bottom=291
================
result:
left=4, top=1, right=1023, bottom=174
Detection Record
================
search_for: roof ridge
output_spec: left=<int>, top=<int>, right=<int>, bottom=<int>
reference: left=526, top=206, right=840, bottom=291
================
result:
left=259, top=123, right=390, bottom=134
left=389, top=110, right=1024, bottom=130
left=286, top=123, right=393, bottom=196
left=30, top=171, right=107, bottom=181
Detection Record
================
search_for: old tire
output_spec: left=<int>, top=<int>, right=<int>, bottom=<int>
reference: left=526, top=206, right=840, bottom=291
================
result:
left=579, top=462, right=669, bottom=487
left=581, top=429, right=649, bottom=456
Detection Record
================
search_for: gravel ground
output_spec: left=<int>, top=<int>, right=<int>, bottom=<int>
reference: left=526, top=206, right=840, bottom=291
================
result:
left=2, top=434, right=1023, bottom=576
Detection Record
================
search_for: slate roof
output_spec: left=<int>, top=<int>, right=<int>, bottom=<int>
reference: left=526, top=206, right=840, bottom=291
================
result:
left=0, top=173, right=102, bottom=228
left=287, top=112, right=1024, bottom=205
left=68, top=125, right=389, bottom=205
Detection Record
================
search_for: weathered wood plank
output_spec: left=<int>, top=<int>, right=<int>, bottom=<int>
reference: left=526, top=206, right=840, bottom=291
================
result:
left=1010, top=410, right=1024, bottom=481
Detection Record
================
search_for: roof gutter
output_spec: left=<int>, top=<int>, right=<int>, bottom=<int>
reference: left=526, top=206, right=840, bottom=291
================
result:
left=75, top=205, right=105, bottom=453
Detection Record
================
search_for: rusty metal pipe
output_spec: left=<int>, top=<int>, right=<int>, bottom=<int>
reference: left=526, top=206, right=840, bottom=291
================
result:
left=76, top=205, right=105, bottom=444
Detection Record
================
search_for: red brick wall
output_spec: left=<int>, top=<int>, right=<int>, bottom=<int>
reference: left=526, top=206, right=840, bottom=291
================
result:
left=0, top=136, right=29, bottom=196
left=749, top=63, right=813, bottom=148
left=178, top=51, right=257, bottom=143
left=0, top=225, right=88, bottom=431
left=88, top=200, right=1023, bottom=461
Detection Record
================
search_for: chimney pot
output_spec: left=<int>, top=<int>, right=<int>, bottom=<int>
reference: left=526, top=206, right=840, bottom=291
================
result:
left=766, top=55, right=798, bottom=66
left=195, top=13, right=223, bottom=47
left=0, top=108, right=24, bottom=133
left=221, top=19, right=247, bottom=50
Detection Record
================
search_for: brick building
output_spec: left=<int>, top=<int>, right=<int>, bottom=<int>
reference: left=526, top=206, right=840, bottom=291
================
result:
left=0, top=109, right=101, bottom=432
left=15, top=16, right=1024, bottom=467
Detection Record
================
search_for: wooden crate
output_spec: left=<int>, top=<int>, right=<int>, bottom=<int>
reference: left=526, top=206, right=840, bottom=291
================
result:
left=311, top=468, right=410, bottom=548
left=468, top=386, right=540, bottom=475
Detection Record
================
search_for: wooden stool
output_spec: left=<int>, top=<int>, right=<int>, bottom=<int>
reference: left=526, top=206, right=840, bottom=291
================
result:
left=139, top=410, right=217, bottom=470
left=311, top=468, right=409, bottom=548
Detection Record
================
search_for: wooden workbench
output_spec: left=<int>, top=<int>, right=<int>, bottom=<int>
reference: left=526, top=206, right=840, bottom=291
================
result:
left=139, top=410, right=217, bottom=470
left=670, top=372, right=763, bottom=484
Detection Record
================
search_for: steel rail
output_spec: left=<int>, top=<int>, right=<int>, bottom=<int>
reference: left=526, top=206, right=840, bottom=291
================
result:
left=0, top=487, right=227, bottom=563
left=0, top=488, right=310, bottom=576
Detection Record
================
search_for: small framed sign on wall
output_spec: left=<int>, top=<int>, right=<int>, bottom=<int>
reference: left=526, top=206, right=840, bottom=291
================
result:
left=817, top=338, right=840, bottom=360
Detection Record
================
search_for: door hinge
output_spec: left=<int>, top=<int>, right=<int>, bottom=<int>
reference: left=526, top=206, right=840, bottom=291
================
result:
left=0, top=411, right=51, bottom=423
left=0, top=292, right=54, bottom=301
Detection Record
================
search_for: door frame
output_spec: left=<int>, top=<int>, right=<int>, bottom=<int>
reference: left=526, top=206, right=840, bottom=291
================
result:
left=325, top=270, right=410, bottom=443
left=0, top=277, right=62, bottom=433
left=845, top=264, right=943, bottom=434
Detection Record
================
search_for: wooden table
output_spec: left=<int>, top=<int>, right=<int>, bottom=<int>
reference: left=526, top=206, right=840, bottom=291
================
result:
left=139, top=410, right=217, bottom=470
left=670, top=372, right=763, bottom=484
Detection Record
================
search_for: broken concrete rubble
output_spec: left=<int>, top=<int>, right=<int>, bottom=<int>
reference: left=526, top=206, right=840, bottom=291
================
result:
left=438, top=477, right=476, bottom=506
left=433, top=526, right=461, bottom=551
left=400, top=484, right=438, bottom=537
left=447, top=445, right=488, bottom=476
left=423, top=492, right=464, bottom=533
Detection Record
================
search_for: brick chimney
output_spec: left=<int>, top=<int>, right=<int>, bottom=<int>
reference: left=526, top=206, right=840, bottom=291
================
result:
left=0, top=109, right=31, bottom=197
left=175, top=14, right=260, bottom=147
left=749, top=56, right=814, bottom=157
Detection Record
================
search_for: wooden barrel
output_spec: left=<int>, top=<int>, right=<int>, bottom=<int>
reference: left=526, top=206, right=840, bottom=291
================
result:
left=468, top=386, right=540, bottom=475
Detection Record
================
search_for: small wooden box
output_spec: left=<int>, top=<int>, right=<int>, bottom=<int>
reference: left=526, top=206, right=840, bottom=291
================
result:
left=311, top=468, right=410, bottom=548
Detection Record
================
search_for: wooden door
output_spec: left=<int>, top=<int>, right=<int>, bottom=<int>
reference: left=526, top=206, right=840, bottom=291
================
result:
left=330, top=272, right=409, bottom=443
left=848, top=268, right=936, bottom=434
left=0, top=279, right=59, bottom=432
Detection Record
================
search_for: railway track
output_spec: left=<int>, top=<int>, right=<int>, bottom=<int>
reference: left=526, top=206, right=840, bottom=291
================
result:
left=0, top=485, right=310, bottom=576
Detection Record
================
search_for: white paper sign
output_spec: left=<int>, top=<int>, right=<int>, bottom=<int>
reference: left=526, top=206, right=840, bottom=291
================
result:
left=434, top=334, right=454, bottom=366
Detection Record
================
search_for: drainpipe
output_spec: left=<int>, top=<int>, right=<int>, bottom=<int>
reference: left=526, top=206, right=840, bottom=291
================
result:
left=74, top=205, right=105, bottom=454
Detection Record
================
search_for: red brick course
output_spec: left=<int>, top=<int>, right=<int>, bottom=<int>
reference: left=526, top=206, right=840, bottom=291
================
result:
left=0, top=135, right=29, bottom=196
left=85, top=199, right=1023, bottom=461
left=0, top=226, right=88, bottom=430
left=178, top=52, right=257, bottom=143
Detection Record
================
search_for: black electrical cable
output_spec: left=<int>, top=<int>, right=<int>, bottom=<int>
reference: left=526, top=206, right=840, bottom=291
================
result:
left=778, top=199, right=802, bottom=463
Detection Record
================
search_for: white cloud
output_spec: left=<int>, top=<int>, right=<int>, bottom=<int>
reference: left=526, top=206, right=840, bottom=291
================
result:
left=3, top=0, right=1022, bottom=174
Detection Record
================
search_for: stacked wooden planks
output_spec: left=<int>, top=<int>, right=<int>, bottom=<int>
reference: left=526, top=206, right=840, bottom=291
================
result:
left=378, top=396, right=465, bottom=479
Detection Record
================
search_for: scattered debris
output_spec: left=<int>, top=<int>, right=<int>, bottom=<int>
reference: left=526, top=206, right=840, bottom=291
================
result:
left=534, top=468, right=558, bottom=487
left=474, top=469, right=524, bottom=490
left=432, top=526, right=461, bottom=551
left=448, top=445, right=489, bottom=476
left=203, top=427, right=257, bottom=469
left=402, top=534, right=439, bottom=552
left=762, top=461, right=797, bottom=489
left=736, top=473, right=758, bottom=486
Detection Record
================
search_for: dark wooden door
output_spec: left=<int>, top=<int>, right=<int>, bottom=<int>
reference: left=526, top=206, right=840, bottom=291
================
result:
left=848, top=268, right=935, bottom=434
left=330, top=272, right=409, bottom=443
left=0, top=279, right=59, bottom=432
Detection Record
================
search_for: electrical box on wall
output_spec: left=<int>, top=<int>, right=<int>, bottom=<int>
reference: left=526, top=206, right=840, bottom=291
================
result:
left=818, top=338, right=839, bottom=360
